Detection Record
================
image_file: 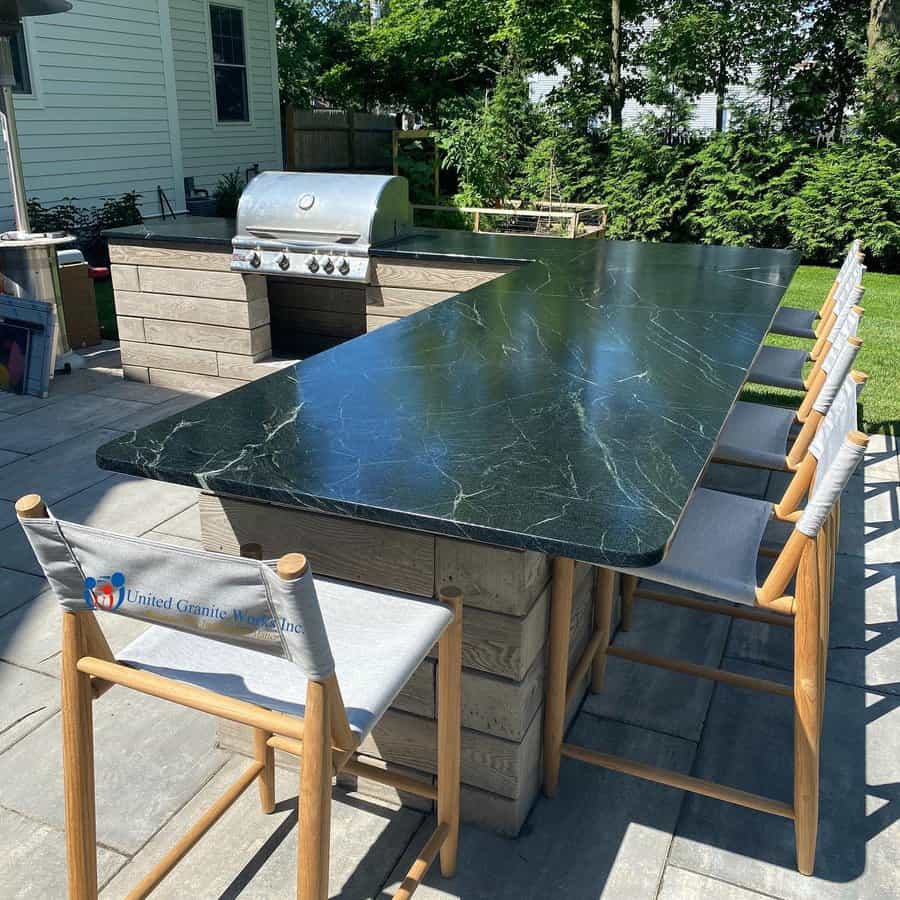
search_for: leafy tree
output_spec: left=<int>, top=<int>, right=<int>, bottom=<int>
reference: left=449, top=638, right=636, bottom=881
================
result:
left=778, top=1, right=868, bottom=139
left=859, top=0, right=900, bottom=140
left=439, top=64, right=539, bottom=202
left=275, top=0, right=362, bottom=108
left=318, top=0, right=505, bottom=120
left=642, top=0, right=795, bottom=132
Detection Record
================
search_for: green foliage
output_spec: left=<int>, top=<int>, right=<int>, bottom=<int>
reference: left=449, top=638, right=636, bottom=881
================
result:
left=596, top=129, right=695, bottom=241
left=439, top=67, right=540, bottom=203
left=857, top=33, right=900, bottom=144
left=214, top=170, right=245, bottom=218
left=26, top=192, right=143, bottom=263
left=595, top=129, right=900, bottom=271
left=684, top=128, right=805, bottom=247
left=299, top=0, right=504, bottom=119
left=787, top=138, right=900, bottom=268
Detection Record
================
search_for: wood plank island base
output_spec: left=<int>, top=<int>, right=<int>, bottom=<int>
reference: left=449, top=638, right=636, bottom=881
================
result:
left=200, top=491, right=620, bottom=834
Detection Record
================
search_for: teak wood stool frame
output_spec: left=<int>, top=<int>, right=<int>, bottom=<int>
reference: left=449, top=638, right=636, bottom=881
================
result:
left=16, top=494, right=462, bottom=900
left=540, top=431, right=867, bottom=876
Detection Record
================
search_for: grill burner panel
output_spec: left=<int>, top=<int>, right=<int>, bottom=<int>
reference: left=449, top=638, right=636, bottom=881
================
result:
left=231, top=172, right=411, bottom=283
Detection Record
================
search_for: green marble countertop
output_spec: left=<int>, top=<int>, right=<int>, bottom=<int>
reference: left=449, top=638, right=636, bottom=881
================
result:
left=98, top=230, right=799, bottom=566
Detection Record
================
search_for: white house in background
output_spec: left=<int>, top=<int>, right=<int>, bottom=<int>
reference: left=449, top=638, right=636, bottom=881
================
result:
left=1, top=0, right=282, bottom=227
left=528, top=65, right=761, bottom=133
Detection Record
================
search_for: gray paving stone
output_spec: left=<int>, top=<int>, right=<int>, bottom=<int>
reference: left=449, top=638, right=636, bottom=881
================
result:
left=670, top=660, right=900, bottom=898
left=101, top=756, right=424, bottom=900
left=0, top=521, right=43, bottom=575
left=0, top=589, right=149, bottom=676
left=0, top=807, right=127, bottom=899
left=582, top=593, right=730, bottom=741
left=0, top=660, right=59, bottom=752
left=0, top=394, right=151, bottom=454
left=0, top=499, right=13, bottom=529
left=382, top=715, right=696, bottom=899
left=0, top=428, right=121, bottom=503
left=0, top=449, right=25, bottom=467
left=727, top=556, right=900, bottom=695
left=42, top=367, right=112, bottom=397
left=0, top=690, right=229, bottom=855
left=863, top=434, right=900, bottom=483
left=658, top=866, right=772, bottom=899
left=152, top=503, right=201, bottom=542
left=702, top=463, right=771, bottom=499
left=0, top=392, right=57, bottom=415
left=112, top=392, right=214, bottom=433
left=0, top=566, right=48, bottom=616
left=91, top=380, right=182, bottom=404
left=842, top=479, right=899, bottom=565
left=49, top=473, right=198, bottom=537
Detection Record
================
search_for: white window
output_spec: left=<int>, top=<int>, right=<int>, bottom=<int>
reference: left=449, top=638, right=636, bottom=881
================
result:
left=10, top=24, right=32, bottom=95
left=209, top=4, right=248, bottom=122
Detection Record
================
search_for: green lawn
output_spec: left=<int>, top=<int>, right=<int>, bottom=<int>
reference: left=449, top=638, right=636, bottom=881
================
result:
left=94, top=278, right=118, bottom=341
left=740, top=265, right=900, bottom=435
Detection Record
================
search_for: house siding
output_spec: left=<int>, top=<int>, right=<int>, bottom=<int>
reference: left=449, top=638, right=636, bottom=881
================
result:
left=169, top=0, right=282, bottom=196
left=1, top=0, right=179, bottom=226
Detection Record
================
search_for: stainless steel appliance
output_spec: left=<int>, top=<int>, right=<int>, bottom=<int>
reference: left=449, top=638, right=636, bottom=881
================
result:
left=231, top=172, right=411, bottom=283
left=0, top=0, right=77, bottom=376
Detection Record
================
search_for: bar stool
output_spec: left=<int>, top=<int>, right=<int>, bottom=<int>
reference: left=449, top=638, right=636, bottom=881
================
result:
left=542, top=384, right=867, bottom=876
left=17, top=497, right=463, bottom=900
left=769, top=241, right=862, bottom=340
left=713, top=336, right=866, bottom=472
left=747, top=280, right=864, bottom=392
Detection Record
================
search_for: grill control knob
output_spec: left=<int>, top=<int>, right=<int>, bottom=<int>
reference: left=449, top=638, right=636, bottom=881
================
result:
left=248, top=251, right=261, bottom=268
left=276, top=252, right=290, bottom=271
left=323, top=258, right=335, bottom=274
left=338, top=258, right=350, bottom=275
left=307, top=256, right=320, bottom=273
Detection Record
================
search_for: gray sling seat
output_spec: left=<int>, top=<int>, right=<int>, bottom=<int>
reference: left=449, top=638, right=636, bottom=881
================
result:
left=747, top=345, right=810, bottom=391
left=618, top=488, right=772, bottom=606
left=713, top=402, right=798, bottom=470
left=768, top=240, right=862, bottom=340
left=714, top=339, right=862, bottom=471
left=118, top=575, right=452, bottom=739
left=19, top=517, right=453, bottom=740
left=748, top=296, right=862, bottom=392
left=770, top=306, right=818, bottom=339
left=620, top=368, right=863, bottom=605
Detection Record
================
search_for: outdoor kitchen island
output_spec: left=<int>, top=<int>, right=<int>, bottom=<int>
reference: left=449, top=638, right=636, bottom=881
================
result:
left=97, top=232, right=799, bottom=835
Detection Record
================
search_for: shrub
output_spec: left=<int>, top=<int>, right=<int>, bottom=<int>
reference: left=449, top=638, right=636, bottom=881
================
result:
left=26, top=191, right=142, bottom=264
left=214, top=170, right=245, bottom=218
left=787, top=138, right=900, bottom=270
left=684, top=129, right=806, bottom=248
left=597, top=129, right=696, bottom=243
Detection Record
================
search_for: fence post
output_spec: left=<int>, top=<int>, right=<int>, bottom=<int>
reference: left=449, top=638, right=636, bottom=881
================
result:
left=285, top=106, right=297, bottom=170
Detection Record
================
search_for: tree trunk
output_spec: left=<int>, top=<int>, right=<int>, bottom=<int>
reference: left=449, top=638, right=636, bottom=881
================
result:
left=868, top=0, right=899, bottom=54
left=714, top=52, right=728, bottom=132
left=610, top=0, right=624, bottom=127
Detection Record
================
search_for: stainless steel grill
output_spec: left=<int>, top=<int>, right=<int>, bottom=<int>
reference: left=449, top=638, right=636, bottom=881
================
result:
left=231, top=172, right=411, bottom=283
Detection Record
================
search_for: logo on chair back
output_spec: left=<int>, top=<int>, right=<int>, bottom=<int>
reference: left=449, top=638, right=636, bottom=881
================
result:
left=84, top=573, right=126, bottom=611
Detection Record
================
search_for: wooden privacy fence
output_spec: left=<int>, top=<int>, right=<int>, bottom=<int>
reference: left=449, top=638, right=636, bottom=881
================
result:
left=284, top=108, right=396, bottom=172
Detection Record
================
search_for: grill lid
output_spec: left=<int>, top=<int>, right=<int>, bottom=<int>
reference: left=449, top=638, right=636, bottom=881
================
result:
left=235, top=172, right=411, bottom=248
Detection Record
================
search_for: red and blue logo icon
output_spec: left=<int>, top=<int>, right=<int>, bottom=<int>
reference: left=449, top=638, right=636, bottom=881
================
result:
left=83, top=573, right=126, bottom=611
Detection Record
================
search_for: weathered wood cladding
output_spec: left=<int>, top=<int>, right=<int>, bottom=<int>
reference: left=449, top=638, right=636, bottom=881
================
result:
left=110, top=243, right=285, bottom=388
left=366, top=259, right=519, bottom=331
left=202, top=493, right=612, bottom=834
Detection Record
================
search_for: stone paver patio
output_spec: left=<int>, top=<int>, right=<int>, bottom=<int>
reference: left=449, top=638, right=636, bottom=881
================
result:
left=1, top=344, right=897, bottom=899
